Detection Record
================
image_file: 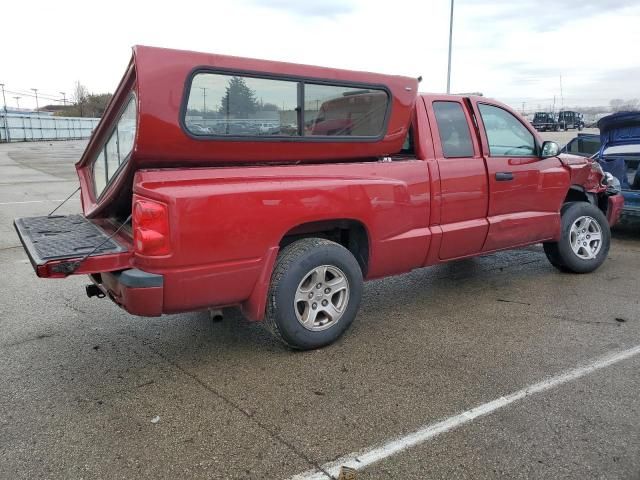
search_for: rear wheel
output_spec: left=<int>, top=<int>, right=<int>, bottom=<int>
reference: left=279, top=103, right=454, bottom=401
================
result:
left=543, top=202, right=610, bottom=273
left=265, top=238, right=363, bottom=350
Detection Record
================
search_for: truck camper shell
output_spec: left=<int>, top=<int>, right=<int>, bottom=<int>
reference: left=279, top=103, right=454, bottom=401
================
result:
left=76, top=45, right=419, bottom=216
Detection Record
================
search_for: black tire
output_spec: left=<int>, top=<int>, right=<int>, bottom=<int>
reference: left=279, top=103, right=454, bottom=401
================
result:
left=265, top=238, right=363, bottom=350
left=543, top=202, right=610, bottom=274
left=543, top=241, right=571, bottom=272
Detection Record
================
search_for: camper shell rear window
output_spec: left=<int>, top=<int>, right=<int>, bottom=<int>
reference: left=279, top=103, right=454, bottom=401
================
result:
left=182, top=70, right=390, bottom=141
left=92, top=94, right=137, bottom=198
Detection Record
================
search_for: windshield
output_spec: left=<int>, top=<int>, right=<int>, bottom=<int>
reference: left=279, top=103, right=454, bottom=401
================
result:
left=92, top=95, right=137, bottom=198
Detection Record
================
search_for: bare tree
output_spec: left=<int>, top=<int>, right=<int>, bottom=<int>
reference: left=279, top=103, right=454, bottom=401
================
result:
left=610, top=98, right=640, bottom=112
left=73, top=81, right=89, bottom=117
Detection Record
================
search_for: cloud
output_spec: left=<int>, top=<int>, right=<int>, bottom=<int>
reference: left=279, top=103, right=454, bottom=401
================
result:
left=462, top=0, right=636, bottom=30
left=243, top=0, right=355, bottom=18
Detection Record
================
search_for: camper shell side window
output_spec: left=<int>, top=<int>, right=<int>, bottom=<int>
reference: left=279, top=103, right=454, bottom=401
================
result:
left=181, top=69, right=391, bottom=141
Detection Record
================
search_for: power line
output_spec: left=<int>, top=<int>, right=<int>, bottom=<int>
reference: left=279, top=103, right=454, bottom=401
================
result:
left=4, top=89, right=66, bottom=103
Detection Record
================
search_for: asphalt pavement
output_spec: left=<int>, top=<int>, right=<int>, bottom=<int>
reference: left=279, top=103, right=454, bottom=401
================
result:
left=0, top=139, right=638, bottom=479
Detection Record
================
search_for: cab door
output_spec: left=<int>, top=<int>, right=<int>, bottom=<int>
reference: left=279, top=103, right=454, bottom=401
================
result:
left=470, top=101, right=568, bottom=252
left=425, top=97, right=489, bottom=260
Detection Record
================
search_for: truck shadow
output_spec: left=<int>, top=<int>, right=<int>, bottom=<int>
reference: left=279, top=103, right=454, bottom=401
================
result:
left=127, top=247, right=557, bottom=357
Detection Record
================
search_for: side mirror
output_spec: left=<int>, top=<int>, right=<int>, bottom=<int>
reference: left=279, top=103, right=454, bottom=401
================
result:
left=541, top=141, right=560, bottom=158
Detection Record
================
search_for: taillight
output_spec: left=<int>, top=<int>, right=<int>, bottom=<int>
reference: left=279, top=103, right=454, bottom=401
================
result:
left=133, top=196, right=170, bottom=256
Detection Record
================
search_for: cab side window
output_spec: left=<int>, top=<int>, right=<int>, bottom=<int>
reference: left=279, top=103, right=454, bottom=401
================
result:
left=478, top=104, right=536, bottom=157
left=433, top=101, right=474, bottom=158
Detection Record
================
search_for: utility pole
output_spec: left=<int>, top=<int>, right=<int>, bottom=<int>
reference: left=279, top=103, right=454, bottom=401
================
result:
left=0, top=83, right=6, bottom=114
left=13, top=96, right=21, bottom=110
left=199, top=87, right=207, bottom=116
left=60, top=92, right=67, bottom=106
left=446, top=0, right=455, bottom=94
left=31, top=88, right=39, bottom=112
left=0, top=83, right=9, bottom=142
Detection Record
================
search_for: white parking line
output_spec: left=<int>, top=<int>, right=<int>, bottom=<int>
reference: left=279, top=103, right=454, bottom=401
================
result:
left=289, top=345, right=640, bottom=480
left=0, top=199, right=64, bottom=206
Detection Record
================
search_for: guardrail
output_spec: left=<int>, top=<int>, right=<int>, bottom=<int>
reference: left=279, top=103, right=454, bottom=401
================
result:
left=0, top=113, right=99, bottom=143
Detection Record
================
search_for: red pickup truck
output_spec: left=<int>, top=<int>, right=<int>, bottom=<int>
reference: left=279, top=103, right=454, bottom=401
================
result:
left=14, top=46, right=623, bottom=350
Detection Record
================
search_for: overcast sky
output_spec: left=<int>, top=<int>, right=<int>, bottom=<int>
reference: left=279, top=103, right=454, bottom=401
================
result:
left=1, top=0, right=639, bottom=111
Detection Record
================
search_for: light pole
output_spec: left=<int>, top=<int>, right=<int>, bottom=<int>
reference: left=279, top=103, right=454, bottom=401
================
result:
left=60, top=92, right=67, bottom=106
left=31, top=88, right=39, bottom=113
left=446, top=0, right=455, bottom=94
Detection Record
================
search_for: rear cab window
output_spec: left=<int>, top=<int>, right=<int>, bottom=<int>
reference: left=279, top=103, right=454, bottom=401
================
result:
left=183, top=71, right=390, bottom=139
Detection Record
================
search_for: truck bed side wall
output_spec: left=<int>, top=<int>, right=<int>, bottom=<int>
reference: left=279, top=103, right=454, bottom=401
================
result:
left=132, top=161, right=430, bottom=316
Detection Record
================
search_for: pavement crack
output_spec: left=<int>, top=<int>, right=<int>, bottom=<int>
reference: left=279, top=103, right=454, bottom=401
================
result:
left=497, top=298, right=531, bottom=305
left=1, top=332, right=57, bottom=348
left=138, top=338, right=333, bottom=478
left=0, top=245, right=21, bottom=252
left=548, top=314, right=621, bottom=326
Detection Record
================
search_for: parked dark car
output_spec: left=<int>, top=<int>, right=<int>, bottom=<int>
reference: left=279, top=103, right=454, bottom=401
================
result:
left=557, top=111, right=585, bottom=131
left=561, top=133, right=600, bottom=157
left=596, top=112, right=640, bottom=220
left=532, top=112, right=558, bottom=131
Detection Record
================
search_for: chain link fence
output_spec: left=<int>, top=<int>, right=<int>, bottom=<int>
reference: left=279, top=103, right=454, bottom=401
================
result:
left=0, top=113, right=99, bottom=143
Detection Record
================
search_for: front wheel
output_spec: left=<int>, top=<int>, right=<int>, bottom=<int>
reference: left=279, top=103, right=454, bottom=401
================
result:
left=265, top=238, right=363, bottom=350
left=543, top=202, right=610, bottom=273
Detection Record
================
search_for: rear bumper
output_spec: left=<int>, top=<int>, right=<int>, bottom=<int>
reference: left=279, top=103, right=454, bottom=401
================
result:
left=95, top=268, right=164, bottom=316
left=607, top=193, right=624, bottom=226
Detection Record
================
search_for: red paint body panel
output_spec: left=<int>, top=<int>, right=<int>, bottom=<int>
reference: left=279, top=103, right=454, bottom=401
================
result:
left=132, top=159, right=430, bottom=315
left=421, top=96, right=490, bottom=259
left=17, top=47, right=624, bottom=324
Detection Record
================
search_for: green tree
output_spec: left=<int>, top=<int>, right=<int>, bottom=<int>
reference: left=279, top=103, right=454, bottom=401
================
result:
left=218, top=77, right=258, bottom=118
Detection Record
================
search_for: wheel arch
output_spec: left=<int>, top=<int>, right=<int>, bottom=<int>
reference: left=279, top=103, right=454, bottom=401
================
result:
left=563, top=185, right=610, bottom=217
left=278, top=218, right=370, bottom=277
left=240, top=218, right=370, bottom=323
left=564, top=185, right=596, bottom=206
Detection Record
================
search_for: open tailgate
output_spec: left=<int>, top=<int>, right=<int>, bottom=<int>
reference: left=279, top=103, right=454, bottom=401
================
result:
left=14, top=214, right=132, bottom=278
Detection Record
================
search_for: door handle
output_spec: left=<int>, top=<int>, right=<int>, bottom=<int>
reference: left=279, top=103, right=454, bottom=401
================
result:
left=495, top=172, right=514, bottom=181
